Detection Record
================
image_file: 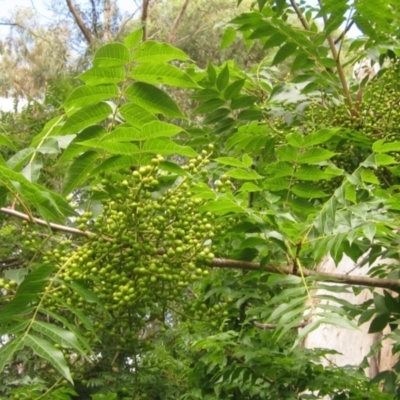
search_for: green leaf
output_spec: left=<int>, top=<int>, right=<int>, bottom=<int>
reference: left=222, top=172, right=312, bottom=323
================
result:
left=124, top=28, right=143, bottom=48
left=0, top=337, right=24, bottom=374
left=291, top=183, right=328, bottom=198
left=298, top=148, right=335, bottom=164
left=31, top=321, right=88, bottom=356
left=193, top=99, right=226, bottom=114
left=368, top=314, right=390, bottom=333
left=375, top=153, right=397, bottom=165
left=78, top=66, right=126, bottom=85
left=361, top=169, right=379, bottom=184
left=263, top=177, right=290, bottom=191
left=199, top=199, right=244, bottom=215
left=303, top=128, right=339, bottom=146
left=25, top=334, right=73, bottom=383
left=238, top=182, right=262, bottom=192
left=125, top=82, right=186, bottom=119
left=224, top=79, right=245, bottom=100
left=276, top=145, right=298, bottom=162
left=91, top=155, right=140, bottom=176
left=5, top=268, right=29, bottom=285
left=272, top=43, right=297, bottom=65
left=57, top=126, right=107, bottom=165
left=142, top=138, right=197, bottom=157
left=62, top=151, right=99, bottom=195
left=68, top=282, right=104, bottom=307
left=64, top=85, right=119, bottom=112
left=215, top=157, right=248, bottom=168
left=0, top=263, right=55, bottom=320
left=59, top=103, right=112, bottom=135
left=226, top=169, right=263, bottom=180
left=22, top=159, right=43, bottom=182
left=133, top=40, right=189, bottom=63
left=372, top=140, right=400, bottom=153
left=242, top=154, right=253, bottom=168
left=93, top=43, right=130, bottom=67
left=220, top=26, right=236, bottom=49
left=79, top=140, right=140, bottom=155
left=159, top=161, right=189, bottom=176
left=286, top=132, right=304, bottom=148
left=119, top=103, right=157, bottom=128
left=0, top=134, right=17, bottom=151
left=131, top=63, right=200, bottom=88
left=217, top=64, right=230, bottom=92
left=363, top=224, right=376, bottom=242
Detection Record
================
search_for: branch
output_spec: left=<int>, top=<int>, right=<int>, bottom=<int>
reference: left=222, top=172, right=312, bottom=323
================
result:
left=253, top=320, right=309, bottom=330
left=289, top=0, right=310, bottom=31
left=211, top=258, right=400, bottom=291
left=168, top=0, right=190, bottom=44
left=0, top=207, right=97, bottom=239
left=141, top=0, right=150, bottom=42
left=334, top=20, right=355, bottom=45
left=66, top=0, right=95, bottom=47
left=317, top=0, right=354, bottom=114
left=2, top=207, right=400, bottom=290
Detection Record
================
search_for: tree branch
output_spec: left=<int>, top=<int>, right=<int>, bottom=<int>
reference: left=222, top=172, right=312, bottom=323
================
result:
left=253, top=320, right=309, bottom=330
left=168, top=0, right=190, bottom=44
left=334, top=20, right=355, bottom=45
left=66, top=0, right=95, bottom=47
left=2, top=207, right=399, bottom=290
left=211, top=258, right=400, bottom=291
left=0, top=207, right=96, bottom=239
left=141, top=0, right=150, bottom=42
left=289, top=0, right=310, bottom=31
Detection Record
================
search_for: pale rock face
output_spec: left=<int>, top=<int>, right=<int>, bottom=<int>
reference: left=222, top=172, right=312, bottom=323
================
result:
left=303, top=254, right=397, bottom=378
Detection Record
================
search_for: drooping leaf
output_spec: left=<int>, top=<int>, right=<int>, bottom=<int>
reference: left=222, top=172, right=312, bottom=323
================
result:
left=62, top=151, right=99, bottom=195
left=25, top=334, right=73, bottom=383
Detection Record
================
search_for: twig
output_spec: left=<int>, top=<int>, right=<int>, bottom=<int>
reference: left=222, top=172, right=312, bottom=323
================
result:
left=253, top=320, right=308, bottom=330
left=66, top=0, right=95, bottom=47
left=334, top=20, right=355, bottom=45
left=168, top=0, right=190, bottom=44
left=0, top=207, right=100, bottom=239
left=289, top=0, right=310, bottom=31
left=211, top=258, right=400, bottom=291
left=141, top=0, right=150, bottom=41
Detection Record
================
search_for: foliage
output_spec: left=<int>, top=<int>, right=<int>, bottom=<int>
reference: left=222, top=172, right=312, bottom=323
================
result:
left=1, top=0, right=400, bottom=399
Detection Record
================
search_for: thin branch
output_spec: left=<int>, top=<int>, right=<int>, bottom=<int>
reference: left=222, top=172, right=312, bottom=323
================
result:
left=211, top=258, right=400, bottom=291
left=0, top=207, right=97, bottom=239
left=2, top=207, right=399, bottom=290
left=317, top=0, right=354, bottom=114
left=141, top=0, right=150, bottom=42
left=66, top=0, right=95, bottom=47
left=253, top=320, right=309, bottom=330
left=168, top=0, right=190, bottom=44
left=289, top=0, right=310, bottom=31
left=334, top=20, right=355, bottom=45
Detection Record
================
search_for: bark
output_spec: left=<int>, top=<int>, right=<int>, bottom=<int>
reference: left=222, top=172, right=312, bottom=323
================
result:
left=103, top=0, right=113, bottom=42
left=168, top=0, right=190, bottom=44
left=141, top=0, right=150, bottom=41
left=66, top=0, right=95, bottom=47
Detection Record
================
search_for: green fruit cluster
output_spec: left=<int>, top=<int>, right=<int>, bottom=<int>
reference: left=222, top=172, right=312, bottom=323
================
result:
left=41, top=151, right=226, bottom=353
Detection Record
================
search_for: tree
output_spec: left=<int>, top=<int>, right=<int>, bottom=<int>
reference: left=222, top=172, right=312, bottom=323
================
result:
left=1, top=0, right=400, bottom=399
